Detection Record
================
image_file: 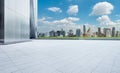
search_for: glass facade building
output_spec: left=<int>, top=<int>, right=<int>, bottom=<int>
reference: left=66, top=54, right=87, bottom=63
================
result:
left=0, top=0, right=37, bottom=44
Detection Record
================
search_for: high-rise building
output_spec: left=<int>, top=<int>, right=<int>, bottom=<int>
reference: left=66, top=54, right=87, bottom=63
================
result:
left=56, top=31, right=61, bottom=36
left=83, top=25, right=87, bottom=37
left=116, top=31, right=120, bottom=37
left=83, top=25, right=86, bottom=34
left=49, top=30, right=55, bottom=37
left=98, top=27, right=101, bottom=37
left=87, top=27, right=92, bottom=37
left=61, top=29, right=66, bottom=37
left=112, top=27, right=116, bottom=37
left=76, top=29, right=81, bottom=37
left=104, top=28, right=111, bottom=37
left=68, top=29, right=74, bottom=37
left=0, top=0, right=37, bottom=44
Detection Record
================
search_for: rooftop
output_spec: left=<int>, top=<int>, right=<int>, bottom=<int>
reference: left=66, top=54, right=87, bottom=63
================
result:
left=0, top=40, right=120, bottom=73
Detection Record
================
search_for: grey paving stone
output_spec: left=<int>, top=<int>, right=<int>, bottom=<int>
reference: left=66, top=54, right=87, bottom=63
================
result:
left=0, top=40, right=120, bottom=73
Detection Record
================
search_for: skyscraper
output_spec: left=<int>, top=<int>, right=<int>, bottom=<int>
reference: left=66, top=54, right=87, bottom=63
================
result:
left=68, top=29, right=74, bottom=37
left=98, top=27, right=101, bottom=37
left=83, top=25, right=86, bottom=37
left=104, top=28, right=111, bottom=37
left=116, top=31, right=120, bottom=37
left=87, top=27, right=92, bottom=37
left=61, top=29, right=66, bottom=37
left=83, top=25, right=86, bottom=34
left=49, top=30, right=55, bottom=37
left=0, top=0, right=37, bottom=44
left=76, top=29, right=81, bottom=37
left=112, top=27, right=115, bottom=37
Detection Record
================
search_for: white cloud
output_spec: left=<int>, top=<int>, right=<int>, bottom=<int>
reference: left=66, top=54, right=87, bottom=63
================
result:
left=90, top=2, right=114, bottom=16
left=115, top=20, right=120, bottom=25
left=67, top=5, right=79, bottom=15
left=52, top=17, right=80, bottom=25
left=67, top=17, right=80, bottom=21
left=116, top=20, right=120, bottom=23
left=38, top=17, right=80, bottom=25
left=38, top=17, right=99, bottom=33
left=38, top=17, right=80, bottom=32
left=97, top=15, right=116, bottom=26
left=48, top=7, right=62, bottom=13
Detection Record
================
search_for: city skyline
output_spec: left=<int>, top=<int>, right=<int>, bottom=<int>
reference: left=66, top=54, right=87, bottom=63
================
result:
left=38, top=25, right=120, bottom=38
left=38, top=0, right=120, bottom=33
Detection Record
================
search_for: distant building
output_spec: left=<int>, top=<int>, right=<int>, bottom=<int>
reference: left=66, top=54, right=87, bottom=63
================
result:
left=49, top=30, right=55, bottom=37
left=92, top=32, right=97, bottom=37
left=98, top=27, right=101, bottom=37
left=83, top=25, right=86, bottom=36
left=38, top=33, right=45, bottom=37
left=86, top=27, right=92, bottom=37
left=68, top=29, right=74, bottom=37
left=61, top=29, right=66, bottom=37
left=116, top=31, right=120, bottom=37
left=56, top=31, right=61, bottom=36
left=104, top=28, right=111, bottom=37
left=97, top=27, right=105, bottom=37
left=76, top=29, right=81, bottom=37
left=55, top=32, right=58, bottom=37
left=112, top=27, right=116, bottom=37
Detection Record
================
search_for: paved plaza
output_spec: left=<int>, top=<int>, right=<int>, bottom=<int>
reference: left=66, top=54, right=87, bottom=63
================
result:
left=0, top=40, right=120, bottom=73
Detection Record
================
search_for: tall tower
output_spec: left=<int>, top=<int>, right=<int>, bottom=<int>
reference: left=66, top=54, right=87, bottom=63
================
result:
left=112, top=27, right=115, bottom=37
left=76, top=29, right=81, bottom=37
left=98, top=27, right=101, bottom=37
left=116, top=31, right=120, bottom=37
left=104, top=28, right=111, bottom=37
left=83, top=25, right=86, bottom=36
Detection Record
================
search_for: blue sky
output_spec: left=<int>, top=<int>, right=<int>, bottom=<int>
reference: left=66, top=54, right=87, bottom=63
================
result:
left=38, top=0, right=120, bottom=32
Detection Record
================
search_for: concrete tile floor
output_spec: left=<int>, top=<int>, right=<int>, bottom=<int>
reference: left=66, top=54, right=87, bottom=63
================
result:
left=0, top=40, right=120, bottom=73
